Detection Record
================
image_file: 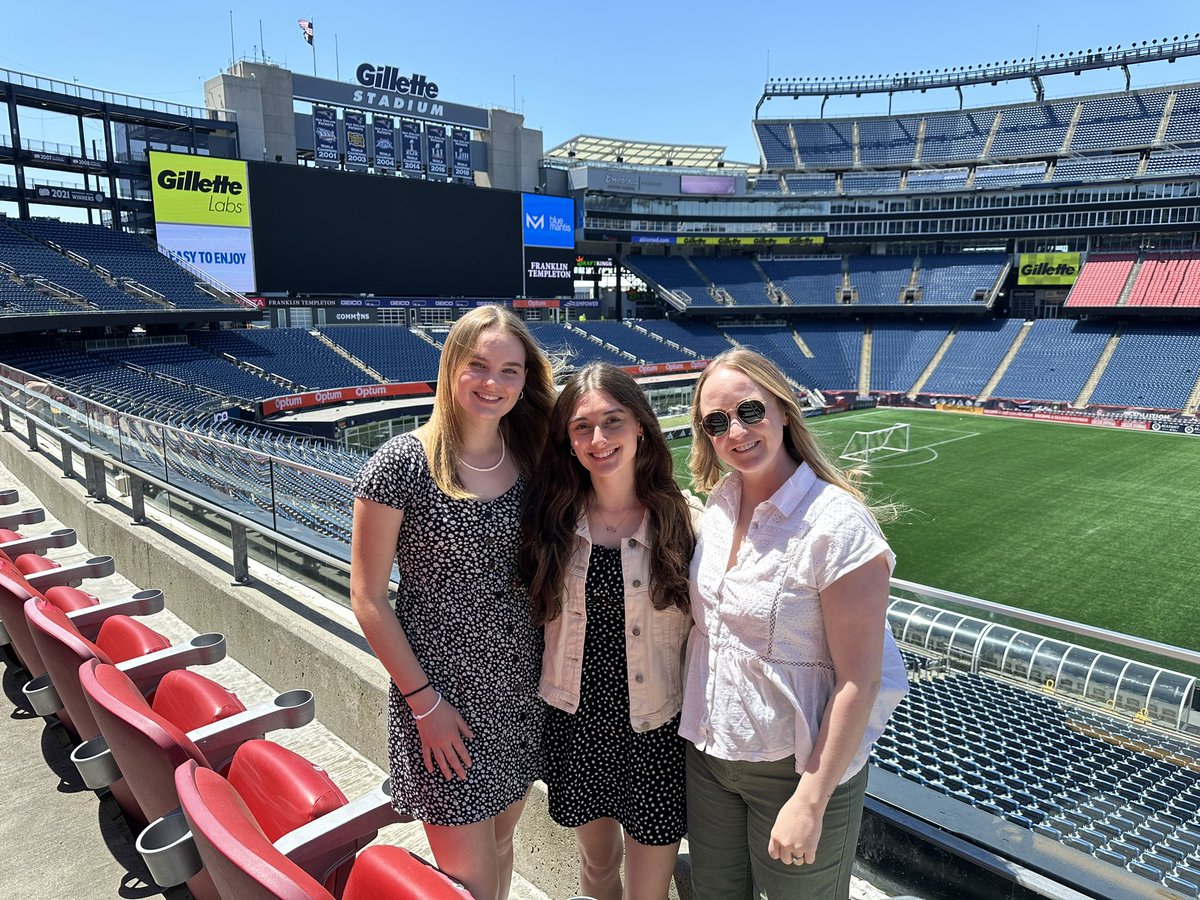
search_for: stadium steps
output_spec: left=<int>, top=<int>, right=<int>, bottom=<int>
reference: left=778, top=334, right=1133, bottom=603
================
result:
left=977, top=320, right=1034, bottom=402
left=858, top=327, right=873, bottom=396
left=751, top=258, right=785, bottom=304
left=684, top=258, right=724, bottom=306
left=908, top=329, right=958, bottom=398
left=787, top=123, right=802, bottom=168
left=790, top=328, right=815, bottom=359
left=1073, top=326, right=1123, bottom=408
left=979, top=109, right=1005, bottom=159
left=1117, top=255, right=1144, bottom=306
left=1156, top=93, right=1178, bottom=145
left=1183, top=370, right=1200, bottom=415
left=1061, top=103, right=1085, bottom=153
left=913, top=119, right=927, bottom=163
left=312, top=330, right=388, bottom=383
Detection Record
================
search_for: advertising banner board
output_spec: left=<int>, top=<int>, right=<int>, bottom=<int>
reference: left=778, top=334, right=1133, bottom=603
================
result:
left=451, top=129, right=472, bottom=178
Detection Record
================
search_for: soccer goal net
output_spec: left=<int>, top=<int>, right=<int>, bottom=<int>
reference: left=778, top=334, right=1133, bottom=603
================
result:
left=840, top=423, right=911, bottom=463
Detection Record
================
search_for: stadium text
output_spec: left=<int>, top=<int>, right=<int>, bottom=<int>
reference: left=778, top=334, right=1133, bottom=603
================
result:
left=527, top=261, right=570, bottom=278
left=156, top=170, right=243, bottom=195
left=1020, top=261, right=1078, bottom=277
left=355, top=65, right=439, bottom=99
left=170, top=250, right=248, bottom=266
left=350, top=91, right=445, bottom=115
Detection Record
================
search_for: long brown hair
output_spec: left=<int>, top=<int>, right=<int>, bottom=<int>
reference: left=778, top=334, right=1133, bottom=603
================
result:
left=520, top=363, right=695, bottom=623
left=688, top=349, right=897, bottom=523
left=424, top=306, right=555, bottom=500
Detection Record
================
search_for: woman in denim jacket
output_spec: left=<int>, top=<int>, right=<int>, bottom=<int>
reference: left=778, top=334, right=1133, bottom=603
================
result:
left=520, top=363, right=696, bottom=900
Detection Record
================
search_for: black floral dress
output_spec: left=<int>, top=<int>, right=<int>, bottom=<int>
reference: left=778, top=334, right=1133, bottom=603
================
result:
left=543, top=544, right=687, bottom=845
left=353, top=434, right=544, bottom=825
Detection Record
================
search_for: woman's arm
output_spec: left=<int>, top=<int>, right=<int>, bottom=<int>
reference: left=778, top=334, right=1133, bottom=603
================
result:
left=767, top=553, right=890, bottom=865
left=350, top=497, right=475, bottom=780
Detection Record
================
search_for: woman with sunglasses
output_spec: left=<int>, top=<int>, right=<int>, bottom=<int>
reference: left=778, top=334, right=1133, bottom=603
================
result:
left=520, top=363, right=695, bottom=900
left=682, top=348, right=907, bottom=900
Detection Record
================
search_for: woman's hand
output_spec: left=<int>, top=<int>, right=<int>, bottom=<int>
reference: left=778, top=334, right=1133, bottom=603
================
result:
left=413, top=695, right=476, bottom=780
left=768, top=791, right=827, bottom=866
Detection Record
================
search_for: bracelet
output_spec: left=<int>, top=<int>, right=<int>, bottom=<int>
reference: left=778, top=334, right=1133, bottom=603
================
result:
left=412, top=692, right=443, bottom=721
left=401, top=680, right=432, bottom=699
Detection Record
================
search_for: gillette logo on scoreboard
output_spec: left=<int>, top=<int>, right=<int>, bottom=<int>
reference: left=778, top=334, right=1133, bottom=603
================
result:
left=522, top=194, right=575, bottom=249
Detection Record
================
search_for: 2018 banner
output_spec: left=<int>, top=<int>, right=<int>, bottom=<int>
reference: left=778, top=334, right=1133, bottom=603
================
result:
left=426, top=126, right=448, bottom=177
left=344, top=110, right=369, bottom=169
left=452, top=128, right=471, bottom=179
left=401, top=121, right=424, bottom=174
left=313, top=107, right=340, bottom=166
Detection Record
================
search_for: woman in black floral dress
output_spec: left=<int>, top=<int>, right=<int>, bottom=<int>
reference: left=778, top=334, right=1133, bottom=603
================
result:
left=352, top=305, right=555, bottom=900
left=520, top=364, right=696, bottom=900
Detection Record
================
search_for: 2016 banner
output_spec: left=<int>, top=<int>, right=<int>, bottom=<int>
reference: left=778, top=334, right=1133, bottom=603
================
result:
left=426, top=126, right=448, bottom=177
left=373, top=117, right=396, bottom=169
left=400, top=121, right=424, bottom=174
left=344, top=110, right=369, bottom=169
left=313, top=107, right=339, bottom=166
left=452, top=128, right=471, bottom=179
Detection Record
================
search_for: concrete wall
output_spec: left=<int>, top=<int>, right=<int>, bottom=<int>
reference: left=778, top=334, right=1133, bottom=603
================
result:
left=205, top=62, right=298, bottom=164
left=483, top=109, right=543, bottom=193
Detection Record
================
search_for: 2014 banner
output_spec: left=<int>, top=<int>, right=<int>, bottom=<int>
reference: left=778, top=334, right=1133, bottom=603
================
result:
left=452, top=128, right=471, bottom=179
left=373, top=117, right=396, bottom=169
left=313, top=107, right=339, bottom=167
left=344, top=110, right=369, bottom=169
left=426, top=126, right=448, bottom=177
left=400, top=121, right=424, bottom=174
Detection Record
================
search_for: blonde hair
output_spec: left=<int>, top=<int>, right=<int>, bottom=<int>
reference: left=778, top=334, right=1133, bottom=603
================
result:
left=688, top=349, right=897, bottom=523
left=423, top=306, right=555, bottom=499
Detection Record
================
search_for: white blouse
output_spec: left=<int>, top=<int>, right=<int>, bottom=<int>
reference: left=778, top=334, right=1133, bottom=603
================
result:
left=680, top=462, right=908, bottom=780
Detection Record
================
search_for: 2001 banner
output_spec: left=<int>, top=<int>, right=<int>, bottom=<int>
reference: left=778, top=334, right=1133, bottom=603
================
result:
left=313, top=107, right=339, bottom=166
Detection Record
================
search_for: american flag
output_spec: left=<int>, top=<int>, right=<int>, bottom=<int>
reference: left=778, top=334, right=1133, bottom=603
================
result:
left=297, top=19, right=314, bottom=45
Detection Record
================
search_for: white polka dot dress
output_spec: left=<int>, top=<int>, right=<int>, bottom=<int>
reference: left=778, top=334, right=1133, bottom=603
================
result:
left=353, top=434, right=544, bottom=826
left=543, top=544, right=687, bottom=845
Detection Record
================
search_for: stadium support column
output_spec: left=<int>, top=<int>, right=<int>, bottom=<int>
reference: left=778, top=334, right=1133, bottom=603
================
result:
left=101, top=107, right=119, bottom=228
left=8, top=100, right=28, bottom=220
left=615, top=245, right=624, bottom=318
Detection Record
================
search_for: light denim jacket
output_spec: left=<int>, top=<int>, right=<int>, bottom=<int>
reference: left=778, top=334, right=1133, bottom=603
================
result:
left=539, top=513, right=691, bottom=732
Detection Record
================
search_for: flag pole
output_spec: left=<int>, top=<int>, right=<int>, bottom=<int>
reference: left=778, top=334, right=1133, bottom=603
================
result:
left=311, top=18, right=317, bottom=76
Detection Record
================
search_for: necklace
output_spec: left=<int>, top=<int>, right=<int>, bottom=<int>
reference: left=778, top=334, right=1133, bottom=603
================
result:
left=592, top=503, right=638, bottom=534
left=459, top=438, right=506, bottom=473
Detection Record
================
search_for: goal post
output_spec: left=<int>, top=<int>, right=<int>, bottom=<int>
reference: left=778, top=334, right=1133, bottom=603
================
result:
left=840, top=423, right=911, bottom=463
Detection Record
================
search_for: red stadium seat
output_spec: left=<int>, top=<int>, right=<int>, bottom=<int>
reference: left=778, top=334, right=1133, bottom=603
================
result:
left=158, top=757, right=466, bottom=900
left=22, top=598, right=225, bottom=743
left=77, top=662, right=315, bottom=899
left=0, top=557, right=161, bottom=678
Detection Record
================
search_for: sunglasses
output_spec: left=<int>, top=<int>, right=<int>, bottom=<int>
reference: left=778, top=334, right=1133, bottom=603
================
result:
left=701, top=399, right=767, bottom=437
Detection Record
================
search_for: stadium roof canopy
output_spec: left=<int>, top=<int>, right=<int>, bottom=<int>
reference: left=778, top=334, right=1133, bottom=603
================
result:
left=545, top=134, right=741, bottom=169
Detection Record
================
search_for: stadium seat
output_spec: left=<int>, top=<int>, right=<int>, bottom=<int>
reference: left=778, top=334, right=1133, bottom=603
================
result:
left=0, top=554, right=139, bottom=678
left=138, top=750, right=435, bottom=899
left=0, top=526, right=77, bottom=559
left=21, top=597, right=225, bottom=742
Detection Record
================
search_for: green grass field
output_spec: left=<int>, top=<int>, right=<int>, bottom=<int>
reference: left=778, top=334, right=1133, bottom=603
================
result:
left=669, top=408, right=1200, bottom=657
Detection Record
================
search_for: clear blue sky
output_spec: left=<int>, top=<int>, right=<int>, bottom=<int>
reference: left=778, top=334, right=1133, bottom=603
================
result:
left=6, top=2, right=1200, bottom=163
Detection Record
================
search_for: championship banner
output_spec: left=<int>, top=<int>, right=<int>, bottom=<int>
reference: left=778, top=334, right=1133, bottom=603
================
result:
left=1018, top=252, right=1081, bottom=285
left=149, top=150, right=255, bottom=292
left=373, top=117, right=396, bottom=169
left=313, top=107, right=340, bottom=167
left=344, top=110, right=369, bottom=169
left=400, top=121, right=424, bottom=174
left=426, top=126, right=449, bottom=176
left=451, top=128, right=472, bottom=178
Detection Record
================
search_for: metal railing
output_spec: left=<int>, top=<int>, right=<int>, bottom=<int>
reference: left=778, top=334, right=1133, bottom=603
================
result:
left=1, top=67, right=235, bottom=122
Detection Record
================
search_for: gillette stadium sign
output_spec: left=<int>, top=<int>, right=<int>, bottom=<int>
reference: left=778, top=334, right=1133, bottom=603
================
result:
left=292, top=65, right=489, bottom=130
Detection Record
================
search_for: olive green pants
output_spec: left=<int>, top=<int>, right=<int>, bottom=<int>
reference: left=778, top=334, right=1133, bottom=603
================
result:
left=686, top=745, right=868, bottom=900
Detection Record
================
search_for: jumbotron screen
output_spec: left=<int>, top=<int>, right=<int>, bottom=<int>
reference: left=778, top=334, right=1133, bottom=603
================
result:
left=247, top=163, right=524, bottom=296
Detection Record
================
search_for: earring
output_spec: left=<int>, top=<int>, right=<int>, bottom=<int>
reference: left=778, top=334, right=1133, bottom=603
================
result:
left=637, top=433, right=644, bottom=443
left=570, top=448, right=577, bottom=456
left=518, top=391, right=525, bottom=400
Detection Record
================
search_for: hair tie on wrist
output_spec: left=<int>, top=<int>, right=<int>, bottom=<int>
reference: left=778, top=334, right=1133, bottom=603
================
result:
left=412, top=692, right=443, bottom=721
left=401, top=680, right=432, bottom=699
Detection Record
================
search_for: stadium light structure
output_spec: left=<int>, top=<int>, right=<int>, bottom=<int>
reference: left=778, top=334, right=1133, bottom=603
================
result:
left=757, top=35, right=1200, bottom=117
